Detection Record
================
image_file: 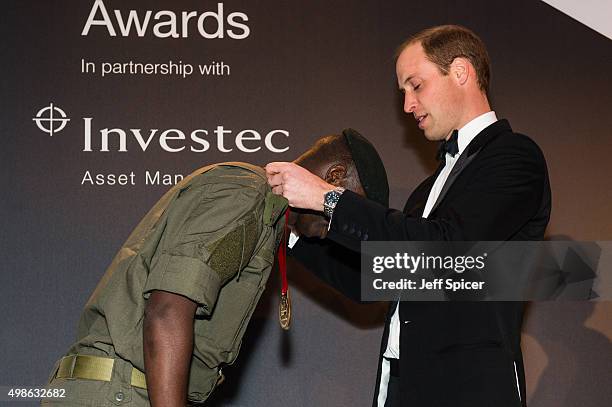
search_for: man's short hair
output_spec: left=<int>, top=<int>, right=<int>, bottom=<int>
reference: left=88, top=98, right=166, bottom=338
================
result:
left=304, top=131, right=389, bottom=207
left=307, top=134, right=361, bottom=192
left=397, top=25, right=491, bottom=94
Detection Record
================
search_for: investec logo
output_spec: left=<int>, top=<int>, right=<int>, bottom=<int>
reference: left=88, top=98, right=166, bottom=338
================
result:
left=33, top=104, right=289, bottom=153
left=82, top=118, right=289, bottom=153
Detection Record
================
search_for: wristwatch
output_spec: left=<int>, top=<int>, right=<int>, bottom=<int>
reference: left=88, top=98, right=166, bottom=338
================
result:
left=323, top=187, right=346, bottom=218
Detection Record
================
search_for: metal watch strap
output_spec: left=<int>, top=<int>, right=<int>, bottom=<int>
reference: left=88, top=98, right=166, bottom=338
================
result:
left=323, top=187, right=345, bottom=218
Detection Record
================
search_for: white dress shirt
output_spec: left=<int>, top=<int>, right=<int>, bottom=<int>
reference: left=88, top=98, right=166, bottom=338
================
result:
left=377, top=111, right=498, bottom=407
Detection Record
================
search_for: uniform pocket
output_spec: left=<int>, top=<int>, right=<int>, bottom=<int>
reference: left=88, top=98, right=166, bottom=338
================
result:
left=42, top=377, right=110, bottom=407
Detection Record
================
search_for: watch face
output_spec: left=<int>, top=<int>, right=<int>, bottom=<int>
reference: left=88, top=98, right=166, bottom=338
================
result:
left=325, top=191, right=338, bottom=204
left=323, top=191, right=337, bottom=217
left=324, top=188, right=344, bottom=217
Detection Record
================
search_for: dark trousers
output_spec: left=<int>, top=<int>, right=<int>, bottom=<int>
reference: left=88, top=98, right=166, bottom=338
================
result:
left=383, top=357, right=400, bottom=407
left=384, top=375, right=401, bottom=407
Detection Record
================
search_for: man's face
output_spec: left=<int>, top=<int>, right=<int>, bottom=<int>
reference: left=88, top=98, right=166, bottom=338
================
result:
left=288, top=151, right=366, bottom=239
left=290, top=208, right=330, bottom=239
left=287, top=153, right=331, bottom=239
left=396, top=42, right=461, bottom=141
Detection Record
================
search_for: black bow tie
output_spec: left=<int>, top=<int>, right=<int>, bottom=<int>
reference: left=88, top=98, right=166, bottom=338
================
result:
left=437, top=130, right=459, bottom=161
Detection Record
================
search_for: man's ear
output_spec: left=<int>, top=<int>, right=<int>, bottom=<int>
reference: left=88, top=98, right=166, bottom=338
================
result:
left=325, top=163, right=347, bottom=186
left=450, top=57, right=469, bottom=86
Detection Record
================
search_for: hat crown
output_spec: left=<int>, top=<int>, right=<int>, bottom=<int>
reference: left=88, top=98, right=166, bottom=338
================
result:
left=342, top=128, right=389, bottom=207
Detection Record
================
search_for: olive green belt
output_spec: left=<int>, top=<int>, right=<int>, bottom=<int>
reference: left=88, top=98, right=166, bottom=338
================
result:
left=55, top=355, right=147, bottom=389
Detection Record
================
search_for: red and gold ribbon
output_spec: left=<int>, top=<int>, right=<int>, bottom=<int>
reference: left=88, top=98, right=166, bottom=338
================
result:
left=278, top=209, right=291, bottom=330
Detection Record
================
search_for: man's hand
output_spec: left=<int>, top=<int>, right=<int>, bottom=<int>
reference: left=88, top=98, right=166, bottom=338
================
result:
left=265, top=162, right=334, bottom=211
left=144, top=290, right=197, bottom=407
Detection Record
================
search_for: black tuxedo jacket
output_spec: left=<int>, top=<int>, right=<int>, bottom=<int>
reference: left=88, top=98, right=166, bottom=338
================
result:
left=290, top=120, right=551, bottom=407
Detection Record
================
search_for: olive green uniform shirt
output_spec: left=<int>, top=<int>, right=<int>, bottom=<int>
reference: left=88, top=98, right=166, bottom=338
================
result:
left=65, top=162, right=287, bottom=403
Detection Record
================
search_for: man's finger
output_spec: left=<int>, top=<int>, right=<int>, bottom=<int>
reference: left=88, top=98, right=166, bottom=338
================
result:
left=264, top=162, right=288, bottom=175
left=267, top=173, right=284, bottom=187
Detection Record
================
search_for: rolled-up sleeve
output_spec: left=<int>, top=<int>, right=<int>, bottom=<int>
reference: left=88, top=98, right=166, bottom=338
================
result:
left=143, top=178, right=264, bottom=316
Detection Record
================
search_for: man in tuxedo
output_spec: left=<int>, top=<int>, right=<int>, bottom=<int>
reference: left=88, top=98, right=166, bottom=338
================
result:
left=266, top=25, right=551, bottom=407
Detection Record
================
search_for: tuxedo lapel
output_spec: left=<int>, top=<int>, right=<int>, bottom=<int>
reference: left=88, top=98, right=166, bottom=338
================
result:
left=428, top=150, right=479, bottom=214
left=428, top=119, right=512, bottom=214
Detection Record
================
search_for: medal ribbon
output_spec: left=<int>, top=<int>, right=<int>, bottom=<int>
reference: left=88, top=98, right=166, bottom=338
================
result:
left=278, top=208, right=289, bottom=295
left=278, top=208, right=291, bottom=330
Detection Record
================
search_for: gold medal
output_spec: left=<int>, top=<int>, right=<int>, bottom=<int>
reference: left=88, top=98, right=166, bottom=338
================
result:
left=279, top=289, right=291, bottom=330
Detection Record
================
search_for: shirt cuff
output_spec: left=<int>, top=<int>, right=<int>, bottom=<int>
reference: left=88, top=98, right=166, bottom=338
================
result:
left=288, top=231, right=300, bottom=249
left=143, top=252, right=222, bottom=317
